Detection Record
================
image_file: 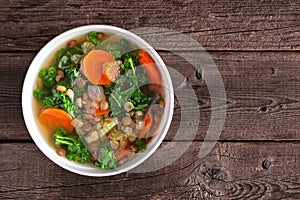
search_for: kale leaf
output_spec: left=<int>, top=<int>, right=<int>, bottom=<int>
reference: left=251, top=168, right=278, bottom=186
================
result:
left=52, top=127, right=90, bottom=163
left=108, top=56, right=151, bottom=116
left=135, top=139, right=146, bottom=152
left=87, top=31, right=101, bottom=45
left=39, top=66, right=57, bottom=88
left=95, top=141, right=117, bottom=169
left=33, top=88, right=49, bottom=102
left=108, top=39, right=131, bottom=60
left=42, top=89, right=75, bottom=117
left=120, top=51, right=139, bottom=71
left=57, top=64, right=80, bottom=88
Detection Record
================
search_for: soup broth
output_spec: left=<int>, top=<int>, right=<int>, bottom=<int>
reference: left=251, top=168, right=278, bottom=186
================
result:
left=33, top=31, right=165, bottom=169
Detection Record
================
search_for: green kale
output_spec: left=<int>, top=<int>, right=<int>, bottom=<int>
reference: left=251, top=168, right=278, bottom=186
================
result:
left=120, top=51, right=139, bottom=71
left=95, top=141, right=117, bottom=169
left=103, top=82, right=116, bottom=96
left=87, top=31, right=101, bottom=45
left=108, top=56, right=151, bottom=116
left=57, top=64, right=80, bottom=88
left=130, top=89, right=152, bottom=110
left=54, top=48, right=67, bottom=68
left=33, top=88, right=49, bottom=102
left=54, top=46, right=83, bottom=69
left=42, top=89, right=75, bottom=117
left=108, top=39, right=131, bottom=59
left=52, top=127, right=90, bottom=163
left=39, top=66, right=57, bottom=88
left=67, top=45, right=84, bottom=55
left=135, top=139, right=146, bottom=152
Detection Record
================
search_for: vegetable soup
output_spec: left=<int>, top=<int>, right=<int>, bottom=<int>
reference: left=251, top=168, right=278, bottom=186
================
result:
left=33, top=31, right=165, bottom=169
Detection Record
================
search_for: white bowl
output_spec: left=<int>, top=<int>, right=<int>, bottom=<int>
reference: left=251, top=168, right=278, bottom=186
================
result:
left=22, top=25, right=174, bottom=176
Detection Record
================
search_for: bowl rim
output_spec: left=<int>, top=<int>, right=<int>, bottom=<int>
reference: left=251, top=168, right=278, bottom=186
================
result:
left=22, top=25, right=174, bottom=176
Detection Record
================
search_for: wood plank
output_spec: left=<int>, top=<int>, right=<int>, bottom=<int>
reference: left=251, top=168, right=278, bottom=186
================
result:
left=1, top=0, right=300, bottom=51
left=2, top=51, right=300, bottom=140
left=0, top=142, right=300, bottom=199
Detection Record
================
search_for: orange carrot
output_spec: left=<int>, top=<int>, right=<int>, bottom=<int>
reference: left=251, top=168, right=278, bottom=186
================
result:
left=82, top=50, right=118, bottom=85
left=138, top=112, right=153, bottom=139
left=38, top=108, right=74, bottom=133
left=95, top=109, right=109, bottom=117
left=137, top=50, right=161, bottom=85
left=114, top=146, right=130, bottom=161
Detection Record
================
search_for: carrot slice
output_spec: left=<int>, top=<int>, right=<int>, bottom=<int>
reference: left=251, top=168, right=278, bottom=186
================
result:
left=138, top=112, right=153, bottom=139
left=114, top=146, right=130, bottom=161
left=95, top=109, right=109, bottom=117
left=38, top=108, right=74, bottom=133
left=137, top=50, right=161, bottom=86
left=82, top=50, right=118, bottom=85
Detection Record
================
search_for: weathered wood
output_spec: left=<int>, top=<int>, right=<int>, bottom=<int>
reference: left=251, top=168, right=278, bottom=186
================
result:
left=1, top=0, right=300, bottom=51
left=2, top=51, right=300, bottom=141
left=1, top=1, right=299, bottom=199
left=0, top=142, right=300, bottom=199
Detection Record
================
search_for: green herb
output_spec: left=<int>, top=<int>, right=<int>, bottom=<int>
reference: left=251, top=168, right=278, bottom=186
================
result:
left=54, top=48, right=67, bottom=68
left=33, top=88, right=49, bottom=102
left=95, top=141, right=117, bottom=169
left=108, top=39, right=131, bottom=59
left=87, top=31, right=101, bottom=45
left=57, top=64, right=80, bottom=88
left=108, top=56, right=151, bottom=116
left=39, top=66, right=57, bottom=88
left=135, top=139, right=146, bottom=152
left=54, top=46, right=83, bottom=68
left=42, top=89, right=75, bottom=117
left=68, top=45, right=84, bottom=55
left=120, top=51, right=139, bottom=71
left=52, top=127, right=90, bottom=163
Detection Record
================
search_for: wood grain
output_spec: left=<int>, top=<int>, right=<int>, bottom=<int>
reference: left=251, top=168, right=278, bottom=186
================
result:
left=2, top=51, right=300, bottom=141
left=1, top=1, right=299, bottom=199
left=1, top=0, right=300, bottom=51
left=1, top=142, right=300, bottom=199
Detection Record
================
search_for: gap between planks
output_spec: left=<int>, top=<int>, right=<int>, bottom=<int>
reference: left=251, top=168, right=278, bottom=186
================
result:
left=2, top=139, right=300, bottom=144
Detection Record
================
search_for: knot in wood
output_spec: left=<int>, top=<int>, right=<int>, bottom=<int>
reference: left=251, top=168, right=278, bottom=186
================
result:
left=195, top=68, right=202, bottom=80
left=199, top=163, right=230, bottom=189
left=262, top=159, right=271, bottom=169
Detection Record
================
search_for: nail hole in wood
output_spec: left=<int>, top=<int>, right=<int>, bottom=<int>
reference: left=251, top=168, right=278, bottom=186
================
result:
left=271, top=68, right=276, bottom=76
left=195, top=68, right=202, bottom=80
left=260, top=106, right=268, bottom=112
left=262, top=159, right=271, bottom=169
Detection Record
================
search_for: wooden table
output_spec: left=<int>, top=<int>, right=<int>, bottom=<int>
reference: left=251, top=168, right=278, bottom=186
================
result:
left=1, top=0, right=300, bottom=199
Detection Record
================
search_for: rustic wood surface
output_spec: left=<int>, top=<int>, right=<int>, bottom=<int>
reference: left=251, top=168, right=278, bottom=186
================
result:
left=1, top=142, right=300, bottom=199
left=1, top=0, right=300, bottom=199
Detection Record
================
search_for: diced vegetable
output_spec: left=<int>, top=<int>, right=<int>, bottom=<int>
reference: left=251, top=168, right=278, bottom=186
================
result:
left=82, top=50, right=119, bottom=85
left=95, top=109, right=109, bottom=117
left=81, top=41, right=95, bottom=53
left=84, top=131, right=99, bottom=144
left=138, top=112, right=153, bottom=139
left=137, top=50, right=161, bottom=86
left=39, top=108, right=74, bottom=133
left=114, top=146, right=130, bottom=161
left=98, top=119, right=118, bottom=138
